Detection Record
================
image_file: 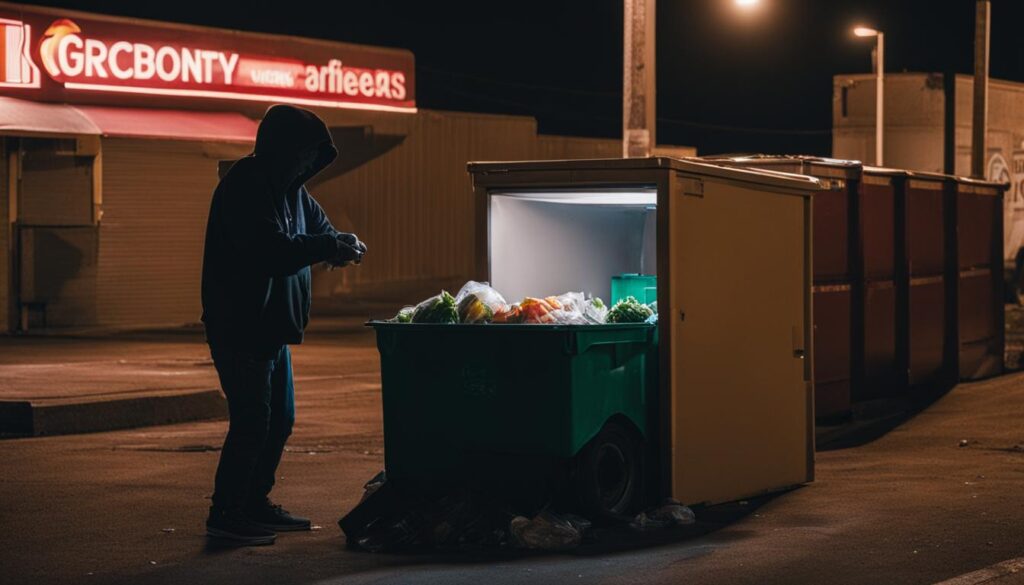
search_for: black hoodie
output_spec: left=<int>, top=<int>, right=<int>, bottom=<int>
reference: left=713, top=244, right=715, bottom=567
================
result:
left=201, top=105, right=340, bottom=356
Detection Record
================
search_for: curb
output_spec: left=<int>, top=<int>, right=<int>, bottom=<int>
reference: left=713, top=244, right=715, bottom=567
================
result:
left=0, top=389, right=227, bottom=437
left=934, top=557, right=1024, bottom=585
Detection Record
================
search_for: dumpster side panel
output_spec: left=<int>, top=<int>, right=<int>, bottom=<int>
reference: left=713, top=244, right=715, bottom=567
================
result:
left=811, top=285, right=852, bottom=419
left=907, top=278, right=947, bottom=386
left=956, top=183, right=1004, bottom=380
left=667, top=178, right=811, bottom=506
left=860, top=181, right=897, bottom=280
left=859, top=280, right=900, bottom=399
left=812, top=188, right=850, bottom=281
left=378, top=327, right=573, bottom=482
left=906, top=181, right=947, bottom=276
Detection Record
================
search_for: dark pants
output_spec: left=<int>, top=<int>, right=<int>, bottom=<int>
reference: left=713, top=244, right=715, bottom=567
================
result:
left=210, top=345, right=295, bottom=512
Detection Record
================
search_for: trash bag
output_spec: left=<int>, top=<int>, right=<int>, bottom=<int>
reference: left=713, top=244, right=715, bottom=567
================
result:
left=518, top=297, right=559, bottom=324
left=630, top=498, right=696, bottom=532
left=584, top=296, right=608, bottom=324
left=411, top=291, right=459, bottom=324
left=508, top=294, right=591, bottom=325
left=492, top=303, right=523, bottom=324
left=391, top=306, right=415, bottom=323
left=547, top=292, right=593, bottom=325
left=454, top=281, right=508, bottom=324
left=509, top=510, right=582, bottom=551
left=341, top=473, right=516, bottom=553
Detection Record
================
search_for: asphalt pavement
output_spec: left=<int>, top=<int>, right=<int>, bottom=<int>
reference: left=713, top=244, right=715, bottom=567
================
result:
left=3, top=324, right=1024, bottom=585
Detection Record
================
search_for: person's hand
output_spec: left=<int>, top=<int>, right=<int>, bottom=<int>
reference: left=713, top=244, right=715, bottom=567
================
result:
left=337, top=233, right=368, bottom=258
left=328, top=233, right=366, bottom=267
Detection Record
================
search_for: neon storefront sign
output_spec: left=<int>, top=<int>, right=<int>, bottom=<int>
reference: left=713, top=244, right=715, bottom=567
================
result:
left=0, top=4, right=416, bottom=112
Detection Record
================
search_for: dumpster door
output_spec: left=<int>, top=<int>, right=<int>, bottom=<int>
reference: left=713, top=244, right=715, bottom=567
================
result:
left=666, top=173, right=814, bottom=505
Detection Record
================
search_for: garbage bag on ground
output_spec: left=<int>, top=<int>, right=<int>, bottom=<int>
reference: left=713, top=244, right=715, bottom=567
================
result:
left=454, top=281, right=508, bottom=324
left=341, top=472, right=517, bottom=552
left=509, top=510, right=583, bottom=551
left=411, top=291, right=459, bottom=323
left=629, top=498, right=695, bottom=532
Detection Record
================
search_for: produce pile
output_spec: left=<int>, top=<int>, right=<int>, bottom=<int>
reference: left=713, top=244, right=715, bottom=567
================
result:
left=391, top=281, right=657, bottom=325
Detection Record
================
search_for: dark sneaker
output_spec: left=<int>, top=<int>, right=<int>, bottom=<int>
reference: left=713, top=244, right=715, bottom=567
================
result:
left=206, top=507, right=276, bottom=546
left=246, top=500, right=312, bottom=532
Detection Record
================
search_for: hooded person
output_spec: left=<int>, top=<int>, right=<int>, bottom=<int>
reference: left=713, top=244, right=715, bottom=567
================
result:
left=201, top=104, right=366, bottom=546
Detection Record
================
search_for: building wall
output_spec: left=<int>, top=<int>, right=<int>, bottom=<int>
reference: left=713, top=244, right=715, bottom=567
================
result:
left=833, top=72, right=1024, bottom=261
left=6, top=110, right=692, bottom=330
left=0, top=139, right=9, bottom=332
left=833, top=72, right=1024, bottom=177
left=95, top=139, right=220, bottom=328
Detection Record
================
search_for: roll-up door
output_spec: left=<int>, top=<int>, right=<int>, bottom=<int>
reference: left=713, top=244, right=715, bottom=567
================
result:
left=96, top=139, right=220, bottom=328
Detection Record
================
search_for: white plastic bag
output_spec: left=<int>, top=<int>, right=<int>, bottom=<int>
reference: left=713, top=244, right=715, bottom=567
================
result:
left=454, top=281, right=508, bottom=323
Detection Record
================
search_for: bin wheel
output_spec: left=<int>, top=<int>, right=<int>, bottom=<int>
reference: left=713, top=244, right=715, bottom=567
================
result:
left=573, top=420, right=643, bottom=516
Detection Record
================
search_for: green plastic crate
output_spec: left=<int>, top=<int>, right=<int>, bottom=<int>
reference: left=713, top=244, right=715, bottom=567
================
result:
left=370, top=322, right=657, bottom=483
left=611, top=274, right=657, bottom=306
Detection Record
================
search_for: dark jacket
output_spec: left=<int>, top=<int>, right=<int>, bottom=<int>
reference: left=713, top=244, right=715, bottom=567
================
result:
left=201, top=105, right=340, bottom=356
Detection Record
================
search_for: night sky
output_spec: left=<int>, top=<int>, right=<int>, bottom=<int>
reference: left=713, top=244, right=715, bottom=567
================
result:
left=23, top=0, right=1024, bottom=155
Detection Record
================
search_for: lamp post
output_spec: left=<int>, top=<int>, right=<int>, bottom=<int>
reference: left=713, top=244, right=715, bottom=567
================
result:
left=854, top=26, right=884, bottom=166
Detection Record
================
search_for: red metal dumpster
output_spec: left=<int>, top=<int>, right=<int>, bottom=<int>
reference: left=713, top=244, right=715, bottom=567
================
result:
left=856, top=168, right=907, bottom=401
left=955, top=178, right=1006, bottom=380
left=902, top=173, right=956, bottom=389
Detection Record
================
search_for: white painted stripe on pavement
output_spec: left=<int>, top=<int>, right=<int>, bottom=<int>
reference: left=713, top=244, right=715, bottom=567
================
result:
left=934, top=557, right=1024, bottom=585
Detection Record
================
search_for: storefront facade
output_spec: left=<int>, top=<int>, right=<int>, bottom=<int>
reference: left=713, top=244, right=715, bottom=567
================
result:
left=0, top=2, right=693, bottom=332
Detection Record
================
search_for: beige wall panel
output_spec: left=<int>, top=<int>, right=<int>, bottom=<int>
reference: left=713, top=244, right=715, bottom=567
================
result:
left=669, top=178, right=812, bottom=505
left=97, top=139, right=218, bottom=328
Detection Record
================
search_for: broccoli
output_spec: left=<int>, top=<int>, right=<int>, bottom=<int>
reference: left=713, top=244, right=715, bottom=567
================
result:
left=606, top=296, right=654, bottom=323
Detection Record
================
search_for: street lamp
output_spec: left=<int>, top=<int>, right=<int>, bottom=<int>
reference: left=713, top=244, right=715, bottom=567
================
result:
left=854, top=25, right=884, bottom=166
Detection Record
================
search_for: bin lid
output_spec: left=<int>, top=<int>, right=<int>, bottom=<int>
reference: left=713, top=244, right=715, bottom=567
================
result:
left=468, top=157, right=825, bottom=193
left=955, top=175, right=1010, bottom=194
left=700, top=154, right=863, bottom=180
left=901, top=169, right=1008, bottom=193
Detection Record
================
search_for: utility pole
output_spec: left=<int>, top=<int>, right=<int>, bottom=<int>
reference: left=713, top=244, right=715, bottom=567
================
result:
left=623, top=0, right=656, bottom=158
left=873, top=32, right=884, bottom=166
left=971, top=0, right=990, bottom=178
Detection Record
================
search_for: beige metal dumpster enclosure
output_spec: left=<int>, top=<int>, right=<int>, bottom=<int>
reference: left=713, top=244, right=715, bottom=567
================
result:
left=468, top=157, right=823, bottom=506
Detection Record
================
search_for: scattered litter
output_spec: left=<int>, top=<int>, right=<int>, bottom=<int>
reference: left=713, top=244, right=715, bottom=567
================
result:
left=161, top=528, right=175, bottom=534
left=510, top=512, right=582, bottom=551
left=311, top=525, right=323, bottom=531
left=630, top=499, right=696, bottom=532
left=341, top=471, right=699, bottom=553
left=149, top=561, right=157, bottom=565
left=959, top=439, right=969, bottom=447
left=341, top=472, right=514, bottom=553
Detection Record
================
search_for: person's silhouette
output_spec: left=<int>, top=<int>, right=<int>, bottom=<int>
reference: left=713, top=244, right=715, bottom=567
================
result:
left=200, top=104, right=366, bottom=546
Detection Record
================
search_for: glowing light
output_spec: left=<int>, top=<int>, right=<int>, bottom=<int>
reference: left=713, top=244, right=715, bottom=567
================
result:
left=735, top=0, right=760, bottom=7
left=854, top=26, right=880, bottom=37
left=62, top=82, right=418, bottom=113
